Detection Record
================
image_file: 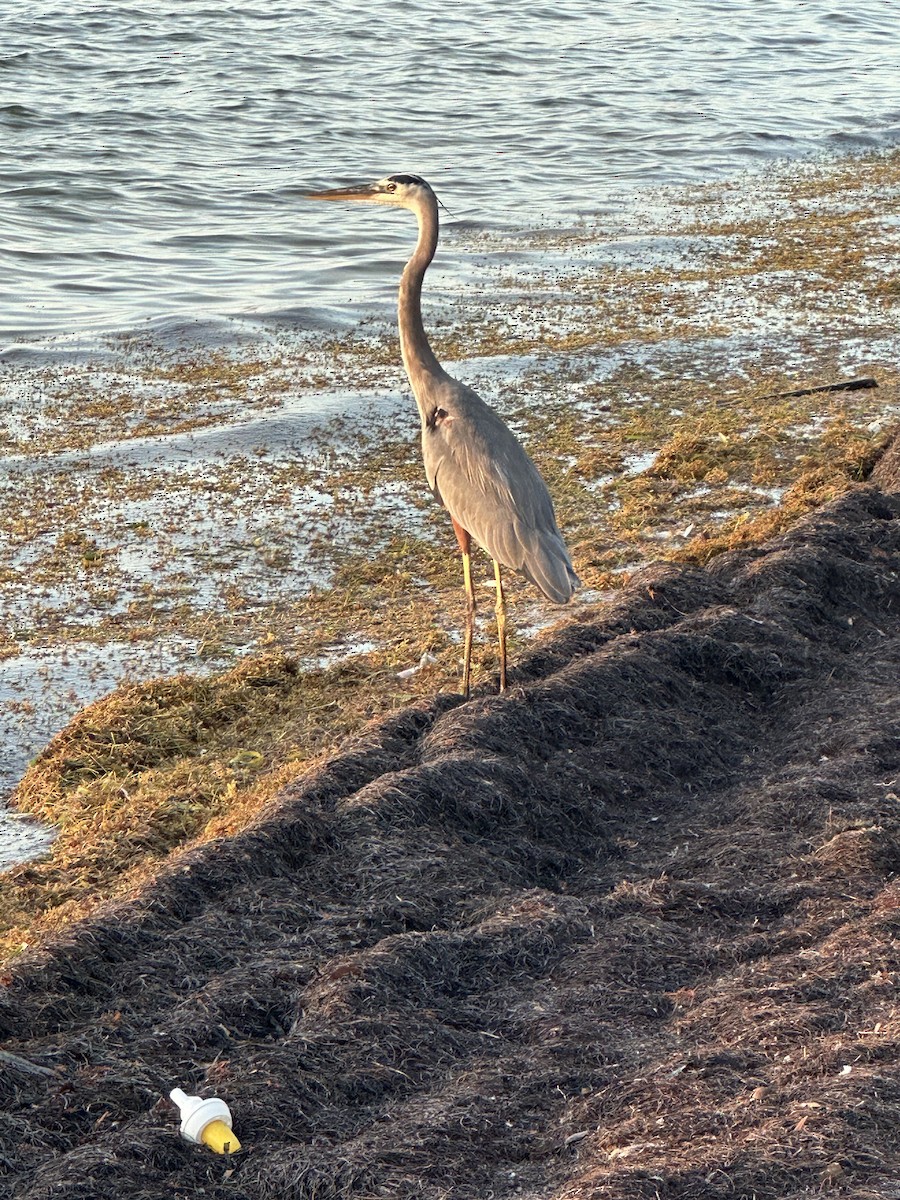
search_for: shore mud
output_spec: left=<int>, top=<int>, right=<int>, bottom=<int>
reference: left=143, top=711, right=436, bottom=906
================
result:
left=0, top=481, right=898, bottom=1199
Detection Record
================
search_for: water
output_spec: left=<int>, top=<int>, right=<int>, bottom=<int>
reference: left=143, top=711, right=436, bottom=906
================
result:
left=1, top=0, right=898, bottom=344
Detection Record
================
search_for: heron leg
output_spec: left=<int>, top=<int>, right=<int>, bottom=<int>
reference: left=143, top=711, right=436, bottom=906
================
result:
left=493, top=559, right=507, bottom=692
left=451, top=518, right=475, bottom=699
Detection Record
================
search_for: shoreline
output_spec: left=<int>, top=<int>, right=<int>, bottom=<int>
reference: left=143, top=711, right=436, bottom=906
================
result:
left=1, top=148, right=899, bottom=932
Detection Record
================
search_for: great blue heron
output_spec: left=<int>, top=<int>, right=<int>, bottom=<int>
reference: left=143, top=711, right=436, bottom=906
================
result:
left=307, top=173, right=579, bottom=696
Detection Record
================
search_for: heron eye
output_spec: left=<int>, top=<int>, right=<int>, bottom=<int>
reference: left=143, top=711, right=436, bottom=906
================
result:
left=386, top=183, right=397, bottom=193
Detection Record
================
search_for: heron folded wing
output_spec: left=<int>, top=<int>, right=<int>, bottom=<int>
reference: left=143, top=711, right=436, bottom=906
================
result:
left=424, top=390, right=578, bottom=602
left=431, top=450, right=527, bottom=569
left=514, top=521, right=580, bottom=603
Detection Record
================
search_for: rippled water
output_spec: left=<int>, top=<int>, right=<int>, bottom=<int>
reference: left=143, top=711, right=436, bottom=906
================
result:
left=1, top=0, right=898, bottom=343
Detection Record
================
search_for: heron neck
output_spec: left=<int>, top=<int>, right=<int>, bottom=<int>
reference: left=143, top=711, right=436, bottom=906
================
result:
left=399, top=196, right=447, bottom=411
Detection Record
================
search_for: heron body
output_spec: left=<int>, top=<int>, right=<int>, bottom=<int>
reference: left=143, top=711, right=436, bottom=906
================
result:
left=308, top=173, right=579, bottom=695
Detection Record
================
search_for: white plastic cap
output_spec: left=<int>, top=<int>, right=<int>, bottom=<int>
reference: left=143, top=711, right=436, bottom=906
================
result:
left=170, top=1087, right=234, bottom=1144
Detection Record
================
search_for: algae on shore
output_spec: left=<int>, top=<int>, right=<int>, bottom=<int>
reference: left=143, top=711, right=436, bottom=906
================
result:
left=0, top=149, right=899, bottom=959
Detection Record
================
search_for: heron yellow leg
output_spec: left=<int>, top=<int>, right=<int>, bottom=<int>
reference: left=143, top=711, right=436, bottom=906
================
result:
left=493, top=559, right=507, bottom=692
left=452, top=519, right=475, bottom=699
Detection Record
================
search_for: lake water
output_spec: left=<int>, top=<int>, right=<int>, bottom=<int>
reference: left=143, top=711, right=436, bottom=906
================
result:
left=1, top=0, right=898, bottom=345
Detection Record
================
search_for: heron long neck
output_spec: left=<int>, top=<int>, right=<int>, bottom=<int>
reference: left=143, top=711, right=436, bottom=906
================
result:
left=399, top=196, right=447, bottom=414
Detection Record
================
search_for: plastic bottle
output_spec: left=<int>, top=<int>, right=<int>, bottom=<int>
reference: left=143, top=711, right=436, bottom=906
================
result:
left=169, top=1087, right=242, bottom=1154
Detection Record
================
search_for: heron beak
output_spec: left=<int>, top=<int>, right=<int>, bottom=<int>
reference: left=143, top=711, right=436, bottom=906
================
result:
left=306, top=183, right=381, bottom=202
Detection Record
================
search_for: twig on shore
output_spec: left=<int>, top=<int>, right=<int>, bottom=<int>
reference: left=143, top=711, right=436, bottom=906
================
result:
left=0, top=1048, right=58, bottom=1077
left=757, top=376, right=878, bottom=402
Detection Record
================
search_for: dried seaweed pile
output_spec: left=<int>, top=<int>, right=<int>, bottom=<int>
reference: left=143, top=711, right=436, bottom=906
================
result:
left=1, top=486, right=899, bottom=1200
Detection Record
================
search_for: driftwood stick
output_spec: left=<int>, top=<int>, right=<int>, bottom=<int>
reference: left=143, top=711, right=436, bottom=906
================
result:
left=0, top=1048, right=58, bottom=1078
left=757, top=376, right=878, bottom=402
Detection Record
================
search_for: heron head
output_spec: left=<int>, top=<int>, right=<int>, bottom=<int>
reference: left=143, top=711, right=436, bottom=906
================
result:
left=307, top=173, right=435, bottom=210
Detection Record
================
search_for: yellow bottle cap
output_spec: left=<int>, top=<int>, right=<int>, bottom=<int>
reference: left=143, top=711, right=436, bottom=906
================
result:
left=201, top=1119, right=242, bottom=1155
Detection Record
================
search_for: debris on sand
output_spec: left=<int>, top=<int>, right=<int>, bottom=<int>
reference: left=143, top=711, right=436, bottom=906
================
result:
left=0, top=484, right=898, bottom=1200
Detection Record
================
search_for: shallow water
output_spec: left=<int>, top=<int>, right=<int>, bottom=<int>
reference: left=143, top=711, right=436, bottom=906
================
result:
left=1, top=0, right=898, bottom=343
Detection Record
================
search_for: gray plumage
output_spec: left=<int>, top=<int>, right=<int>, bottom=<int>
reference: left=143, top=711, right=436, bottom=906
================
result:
left=308, top=173, right=579, bottom=693
left=421, top=378, right=579, bottom=603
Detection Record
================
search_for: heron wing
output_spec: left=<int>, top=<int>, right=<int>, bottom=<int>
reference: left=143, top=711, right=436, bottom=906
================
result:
left=423, top=385, right=578, bottom=603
